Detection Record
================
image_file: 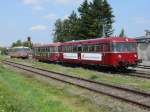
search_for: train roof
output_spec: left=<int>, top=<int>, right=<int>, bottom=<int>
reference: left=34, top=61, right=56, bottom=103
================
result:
left=10, top=46, right=30, bottom=49
left=62, top=37, right=137, bottom=45
left=33, top=42, right=61, bottom=48
left=33, top=37, right=137, bottom=48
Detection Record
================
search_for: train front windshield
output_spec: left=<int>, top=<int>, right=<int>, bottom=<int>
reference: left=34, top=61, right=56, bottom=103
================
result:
left=112, top=42, right=137, bottom=52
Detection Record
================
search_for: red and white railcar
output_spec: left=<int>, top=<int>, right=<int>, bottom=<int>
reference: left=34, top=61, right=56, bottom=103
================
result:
left=60, top=37, right=138, bottom=68
left=33, top=37, right=139, bottom=68
left=33, top=43, right=61, bottom=61
left=8, top=46, right=31, bottom=59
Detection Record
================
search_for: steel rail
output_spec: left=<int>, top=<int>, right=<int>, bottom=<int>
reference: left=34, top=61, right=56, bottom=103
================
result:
left=137, top=65, right=150, bottom=69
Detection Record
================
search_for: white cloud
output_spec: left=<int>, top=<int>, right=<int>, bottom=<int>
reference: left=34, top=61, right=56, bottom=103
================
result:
left=22, top=0, right=39, bottom=5
left=21, top=0, right=92, bottom=9
left=43, top=13, right=58, bottom=21
left=21, top=0, right=48, bottom=10
left=21, top=0, right=94, bottom=12
left=55, top=0, right=92, bottom=5
left=30, top=25, right=48, bottom=31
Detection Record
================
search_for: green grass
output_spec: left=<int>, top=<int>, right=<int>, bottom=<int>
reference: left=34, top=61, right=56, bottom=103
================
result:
left=7, top=57, right=150, bottom=92
left=0, top=55, right=149, bottom=112
left=0, top=63, right=111, bottom=112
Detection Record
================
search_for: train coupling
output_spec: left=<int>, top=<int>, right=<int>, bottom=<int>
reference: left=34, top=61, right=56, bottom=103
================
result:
left=136, top=59, right=142, bottom=64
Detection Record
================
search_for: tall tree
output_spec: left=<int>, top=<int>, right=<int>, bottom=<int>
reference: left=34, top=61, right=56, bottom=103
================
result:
left=23, top=37, right=33, bottom=48
left=90, top=0, right=104, bottom=38
left=54, top=11, right=80, bottom=42
left=102, top=0, right=114, bottom=36
left=78, top=0, right=93, bottom=39
left=61, top=19, right=71, bottom=41
left=53, top=0, right=115, bottom=42
left=12, top=40, right=22, bottom=47
left=68, top=11, right=80, bottom=40
left=11, top=37, right=33, bottom=48
left=53, top=19, right=64, bottom=42
left=119, top=28, right=126, bottom=37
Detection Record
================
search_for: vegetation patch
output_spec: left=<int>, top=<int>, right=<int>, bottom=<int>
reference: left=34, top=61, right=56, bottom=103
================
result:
left=0, top=56, right=149, bottom=112
left=7, top=58, right=150, bottom=92
left=0, top=64, right=110, bottom=112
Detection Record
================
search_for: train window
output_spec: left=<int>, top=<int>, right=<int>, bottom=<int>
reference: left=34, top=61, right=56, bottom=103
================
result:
left=73, top=45, right=77, bottom=52
left=82, top=45, right=88, bottom=52
left=82, top=44, right=99, bottom=52
left=103, top=44, right=110, bottom=52
left=95, top=45, right=100, bottom=52
left=62, top=46, right=66, bottom=52
left=55, top=47, right=59, bottom=52
left=62, top=45, right=79, bottom=52
left=112, top=42, right=137, bottom=52
left=58, top=46, right=61, bottom=52
left=39, top=48, right=40, bottom=52
left=78, top=45, right=82, bottom=52
left=88, top=45, right=95, bottom=52
left=46, top=47, right=48, bottom=52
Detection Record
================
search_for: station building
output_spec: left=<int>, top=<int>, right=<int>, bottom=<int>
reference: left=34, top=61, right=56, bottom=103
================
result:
left=136, top=30, right=150, bottom=62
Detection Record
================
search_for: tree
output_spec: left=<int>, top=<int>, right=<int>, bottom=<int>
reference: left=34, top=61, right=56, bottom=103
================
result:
left=23, top=37, right=33, bottom=48
left=53, top=19, right=64, bottom=42
left=11, top=37, right=33, bottom=48
left=90, top=0, right=114, bottom=37
left=0, top=47, right=7, bottom=55
left=89, top=0, right=103, bottom=38
left=53, top=0, right=115, bottom=42
left=119, top=28, right=126, bottom=37
left=12, top=40, right=22, bottom=47
left=78, top=0, right=93, bottom=39
left=54, top=12, right=80, bottom=42
left=102, top=0, right=114, bottom=36
left=68, top=11, right=80, bottom=40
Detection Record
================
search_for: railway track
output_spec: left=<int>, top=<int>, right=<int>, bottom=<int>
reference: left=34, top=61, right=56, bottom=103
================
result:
left=123, top=70, right=150, bottom=79
left=137, top=65, right=150, bottom=69
left=1, top=60, right=150, bottom=110
left=123, top=65, right=150, bottom=79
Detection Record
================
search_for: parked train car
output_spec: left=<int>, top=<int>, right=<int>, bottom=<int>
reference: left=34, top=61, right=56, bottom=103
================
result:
left=33, top=43, right=61, bottom=61
left=33, top=37, right=139, bottom=68
left=8, top=46, right=31, bottom=59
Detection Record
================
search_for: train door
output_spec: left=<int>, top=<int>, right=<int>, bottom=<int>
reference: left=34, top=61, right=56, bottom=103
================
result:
left=103, top=43, right=111, bottom=65
left=77, top=44, right=82, bottom=61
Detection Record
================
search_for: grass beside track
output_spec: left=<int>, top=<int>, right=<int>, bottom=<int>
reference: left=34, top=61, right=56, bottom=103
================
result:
left=0, top=63, right=110, bottom=112
left=0, top=56, right=150, bottom=112
left=5, top=56, right=150, bottom=92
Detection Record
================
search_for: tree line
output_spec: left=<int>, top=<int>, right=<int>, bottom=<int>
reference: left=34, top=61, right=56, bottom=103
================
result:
left=53, top=0, right=115, bottom=42
left=11, top=37, right=33, bottom=48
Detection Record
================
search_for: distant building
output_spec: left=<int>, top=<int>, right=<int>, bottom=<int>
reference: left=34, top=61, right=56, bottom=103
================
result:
left=136, top=30, right=150, bottom=43
left=136, top=30, right=150, bottom=61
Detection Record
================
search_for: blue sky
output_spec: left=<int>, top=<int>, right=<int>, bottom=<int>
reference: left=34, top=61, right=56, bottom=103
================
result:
left=0, top=0, right=150, bottom=46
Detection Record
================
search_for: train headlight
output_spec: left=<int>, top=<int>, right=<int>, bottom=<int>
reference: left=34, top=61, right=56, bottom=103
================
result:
left=134, top=54, right=137, bottom=58
left=118, top=55, right=122, bottom=58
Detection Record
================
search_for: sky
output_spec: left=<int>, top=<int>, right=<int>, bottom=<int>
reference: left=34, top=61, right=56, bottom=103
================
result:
left=0, top=0, right=150, bottom=47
